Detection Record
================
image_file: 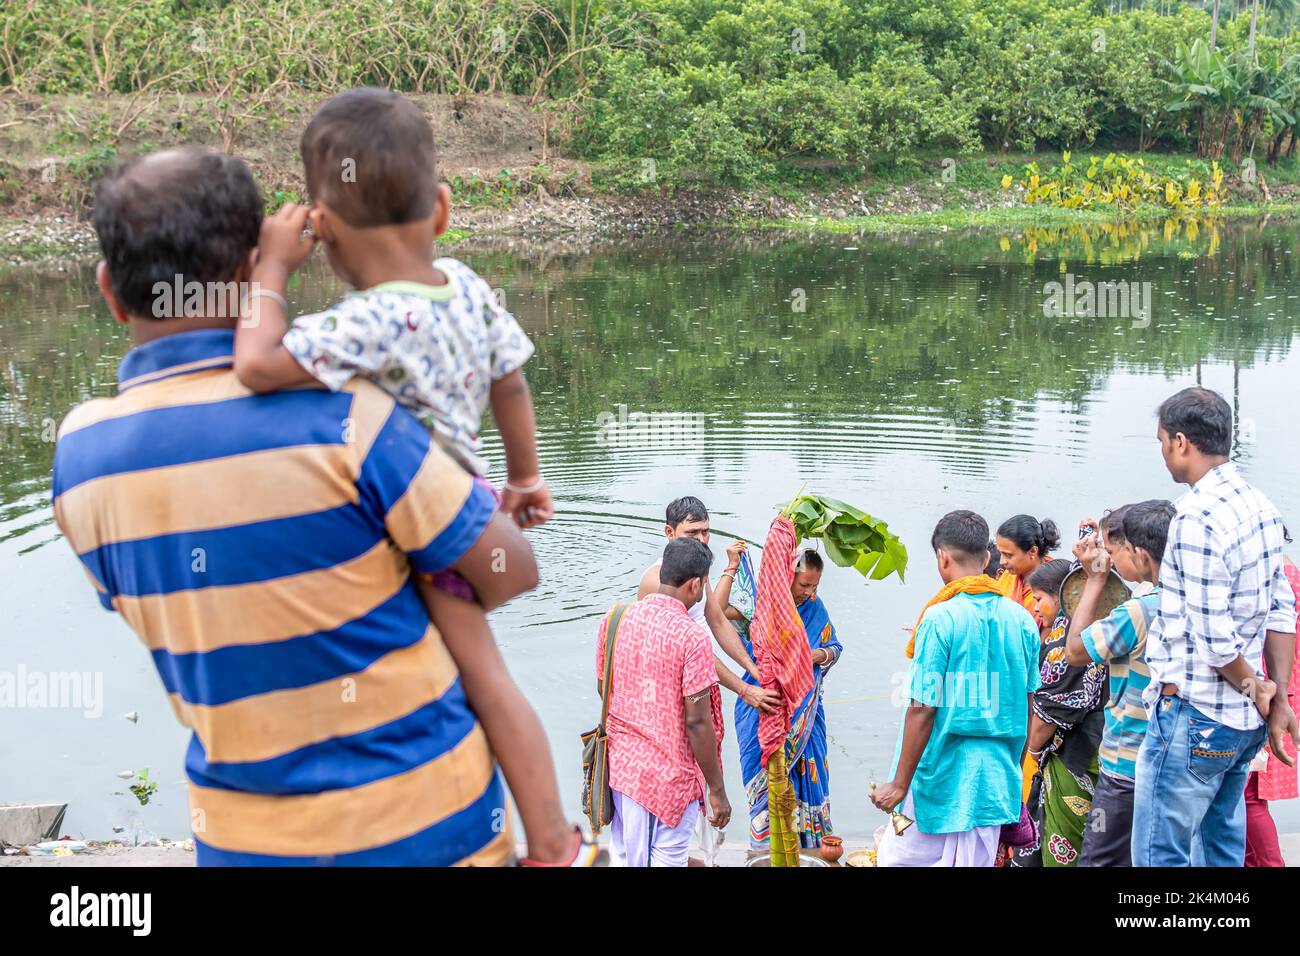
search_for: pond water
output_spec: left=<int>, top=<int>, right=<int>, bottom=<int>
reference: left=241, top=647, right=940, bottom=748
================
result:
left=3, top=217, right=1299, bottom=845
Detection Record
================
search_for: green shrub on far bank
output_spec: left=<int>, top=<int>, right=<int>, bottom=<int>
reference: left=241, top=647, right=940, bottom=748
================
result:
left=574, top=0, right=1300, bottom=190
left=8, top=0, right=1300, bottom=191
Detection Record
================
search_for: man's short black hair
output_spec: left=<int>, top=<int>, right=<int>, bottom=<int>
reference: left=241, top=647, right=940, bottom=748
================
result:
left=1158, top=387, right=1232, bottom=456
left=660, top=537, right=713, bottom=587
left=1099, top=505, right=1132, bottom=547
left=301, top=87, right=438, bottom=229
left=1121, top=499, right=1176, bottom=565
left=931, top=510, right=989, bottom=560
left=795, top=549, right=823, bottom=573
left=92, top=148, right=262, bottom=318
left=666, top=496, right=708, bottom=528
left=983, top=541, right=1001, bottom=578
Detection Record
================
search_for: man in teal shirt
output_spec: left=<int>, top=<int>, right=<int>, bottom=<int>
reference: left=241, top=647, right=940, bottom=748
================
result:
left=874, top=510, right=1040, bottom=866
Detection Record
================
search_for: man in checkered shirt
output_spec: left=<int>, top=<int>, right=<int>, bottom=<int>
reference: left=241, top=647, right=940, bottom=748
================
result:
left=1132, top=387, right=1298, bottom=866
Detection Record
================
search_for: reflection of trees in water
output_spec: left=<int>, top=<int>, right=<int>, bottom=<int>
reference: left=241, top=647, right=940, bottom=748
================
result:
left=0, top=266, right=129, bottom=516
left=3, top=221, right=1299, bottom=508
left=495, top=223, right=1300, bottom=427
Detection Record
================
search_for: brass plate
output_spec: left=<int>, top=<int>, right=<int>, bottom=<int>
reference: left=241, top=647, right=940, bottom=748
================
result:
left=1059, top=565, right=1131, bottom=620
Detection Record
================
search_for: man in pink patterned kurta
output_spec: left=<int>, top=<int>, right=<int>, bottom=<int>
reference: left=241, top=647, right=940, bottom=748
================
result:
left=596, top=537, right=731, bottom=866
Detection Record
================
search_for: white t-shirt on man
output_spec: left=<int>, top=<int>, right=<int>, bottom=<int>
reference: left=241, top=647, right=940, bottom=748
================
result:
left=646, top=561, right=709, bottom=628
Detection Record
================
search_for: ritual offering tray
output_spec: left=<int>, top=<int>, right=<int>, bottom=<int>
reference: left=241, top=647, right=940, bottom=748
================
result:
left=745, top=853, right=830, bottom=867
left=1059, top=565, right=1131, bottom=620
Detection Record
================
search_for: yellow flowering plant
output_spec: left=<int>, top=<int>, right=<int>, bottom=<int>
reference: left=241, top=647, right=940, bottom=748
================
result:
left=1002, top=152, right=1226, bottom=214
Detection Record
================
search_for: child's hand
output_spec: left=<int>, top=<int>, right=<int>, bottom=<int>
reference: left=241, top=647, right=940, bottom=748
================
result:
left=256, top=203, right=316, bottom=276
left=501, top=478, right=554, bottom=529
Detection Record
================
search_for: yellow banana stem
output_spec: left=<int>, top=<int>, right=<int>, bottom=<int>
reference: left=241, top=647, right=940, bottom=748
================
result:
left=767, top=750, right=799, bottom=867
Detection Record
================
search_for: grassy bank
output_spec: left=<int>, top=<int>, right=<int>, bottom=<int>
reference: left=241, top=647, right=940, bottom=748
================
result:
left=751, top=201, right=1300, bottom=235
left=738, top=147, right=1300, bottom=232
left=5, top=89, right=1300, bottom=261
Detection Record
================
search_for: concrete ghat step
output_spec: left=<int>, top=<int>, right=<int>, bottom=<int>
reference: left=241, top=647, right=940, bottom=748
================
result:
left=0, top=804, right=67, bottom=848
left=0, top=834, right=1293, bottom=866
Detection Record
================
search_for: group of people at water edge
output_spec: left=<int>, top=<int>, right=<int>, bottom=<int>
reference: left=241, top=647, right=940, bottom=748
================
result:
left=51, top=86, right=1296, bottom=866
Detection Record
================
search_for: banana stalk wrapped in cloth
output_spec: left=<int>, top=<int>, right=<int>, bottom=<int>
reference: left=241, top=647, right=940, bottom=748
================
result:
left=750, top=515, right=815, bottom=866
left=766, top=751, right=799, bottom=867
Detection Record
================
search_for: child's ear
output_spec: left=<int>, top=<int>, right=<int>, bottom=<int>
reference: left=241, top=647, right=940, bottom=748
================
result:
left=308, top=204, right=334, bottom=244
left=95, top=261, right=129, bottom=324
left=432, top=182, right=451, bottom=238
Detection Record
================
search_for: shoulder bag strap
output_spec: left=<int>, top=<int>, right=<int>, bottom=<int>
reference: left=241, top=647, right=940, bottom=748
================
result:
left=598, top=603, right=629, bottom=729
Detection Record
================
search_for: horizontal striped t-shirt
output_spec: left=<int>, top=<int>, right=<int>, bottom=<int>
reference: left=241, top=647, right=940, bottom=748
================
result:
left=52, top=328, right=509, bottom=865
left=1079, top=591, right=1158, bottom=781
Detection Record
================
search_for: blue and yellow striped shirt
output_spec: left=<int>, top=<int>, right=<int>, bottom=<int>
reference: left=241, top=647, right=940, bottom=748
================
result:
left=53, top=329, right=510, bottom=865
left=1079, top=592, right=1157, bottom=782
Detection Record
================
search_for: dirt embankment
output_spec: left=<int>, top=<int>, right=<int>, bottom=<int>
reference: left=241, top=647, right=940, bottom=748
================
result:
left=13, top=91, right=1290, bottom=266
left=0, top=91, right=1012, bottom=262
left=0, top=92, right=570, bottom=211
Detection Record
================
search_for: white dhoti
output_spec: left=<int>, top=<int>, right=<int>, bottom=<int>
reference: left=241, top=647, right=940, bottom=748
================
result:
left=875, top=793, right=1002, bottom=867
left=610, top=790, right=701, bottom=867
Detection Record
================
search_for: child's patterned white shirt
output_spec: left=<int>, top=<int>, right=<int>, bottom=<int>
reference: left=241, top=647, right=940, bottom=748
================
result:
left=282, top=257, right=534, bottom=475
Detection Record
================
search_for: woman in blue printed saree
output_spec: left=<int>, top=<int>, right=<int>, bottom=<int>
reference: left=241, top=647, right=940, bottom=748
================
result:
left=733, top=549, right=843, bottom=849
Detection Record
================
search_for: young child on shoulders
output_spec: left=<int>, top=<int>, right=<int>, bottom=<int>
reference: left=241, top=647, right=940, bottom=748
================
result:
left=235, top=88, right=551, bottom=527
left=234, top=87, right=591, bottom=865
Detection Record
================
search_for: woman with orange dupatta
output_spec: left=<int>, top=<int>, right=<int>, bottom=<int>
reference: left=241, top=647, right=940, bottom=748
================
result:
left=992, top=515, right=1061, bottom=802
left=993, top=515, right=1062, bottom=635
left=736, top=550, right=842, bottom=852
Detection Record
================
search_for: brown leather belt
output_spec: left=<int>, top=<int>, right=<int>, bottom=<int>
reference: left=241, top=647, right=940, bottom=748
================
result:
left=1161, top=682, right=1180, bottom=697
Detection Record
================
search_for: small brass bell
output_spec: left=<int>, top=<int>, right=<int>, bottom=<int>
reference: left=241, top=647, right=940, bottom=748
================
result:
left=870, top=781, right=914, bottom=835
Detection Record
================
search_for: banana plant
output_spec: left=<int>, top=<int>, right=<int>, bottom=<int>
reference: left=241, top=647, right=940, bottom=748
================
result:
left=781, top=490, right=908, bottom=583
left=1165, top=39, right=1287, bottom=160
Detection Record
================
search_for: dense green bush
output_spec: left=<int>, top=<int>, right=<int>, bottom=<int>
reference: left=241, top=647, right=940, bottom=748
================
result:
left=576, top=0, right=1300, bottom=186
left=4, top=0, right=1300, bottom=187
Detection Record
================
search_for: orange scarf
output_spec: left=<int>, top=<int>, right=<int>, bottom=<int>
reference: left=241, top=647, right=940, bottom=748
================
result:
left=905, top=574, right=1010, bottom=659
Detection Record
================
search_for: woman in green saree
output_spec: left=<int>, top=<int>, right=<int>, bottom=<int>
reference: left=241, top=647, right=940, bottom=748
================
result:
left=1011, top=559, right=1106, bottom=867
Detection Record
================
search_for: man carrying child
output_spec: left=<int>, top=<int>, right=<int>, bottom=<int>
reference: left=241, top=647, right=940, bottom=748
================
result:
left=55, top=146, right=549, bottom=865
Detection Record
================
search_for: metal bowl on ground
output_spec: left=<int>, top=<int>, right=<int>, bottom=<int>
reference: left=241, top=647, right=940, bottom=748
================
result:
left=745, top=853, right=830, bottom=867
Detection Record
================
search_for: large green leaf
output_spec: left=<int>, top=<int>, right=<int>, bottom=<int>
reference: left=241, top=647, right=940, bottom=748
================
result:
left=813, top=495, right=869, bottom=522
left=822, top=535, right=856, bottom=569
left=782, top=491, right=907, bottom=584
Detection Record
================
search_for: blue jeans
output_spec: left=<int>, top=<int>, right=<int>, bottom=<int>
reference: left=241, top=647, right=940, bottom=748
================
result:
left=1132, top=694, right=1266, bottom=867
